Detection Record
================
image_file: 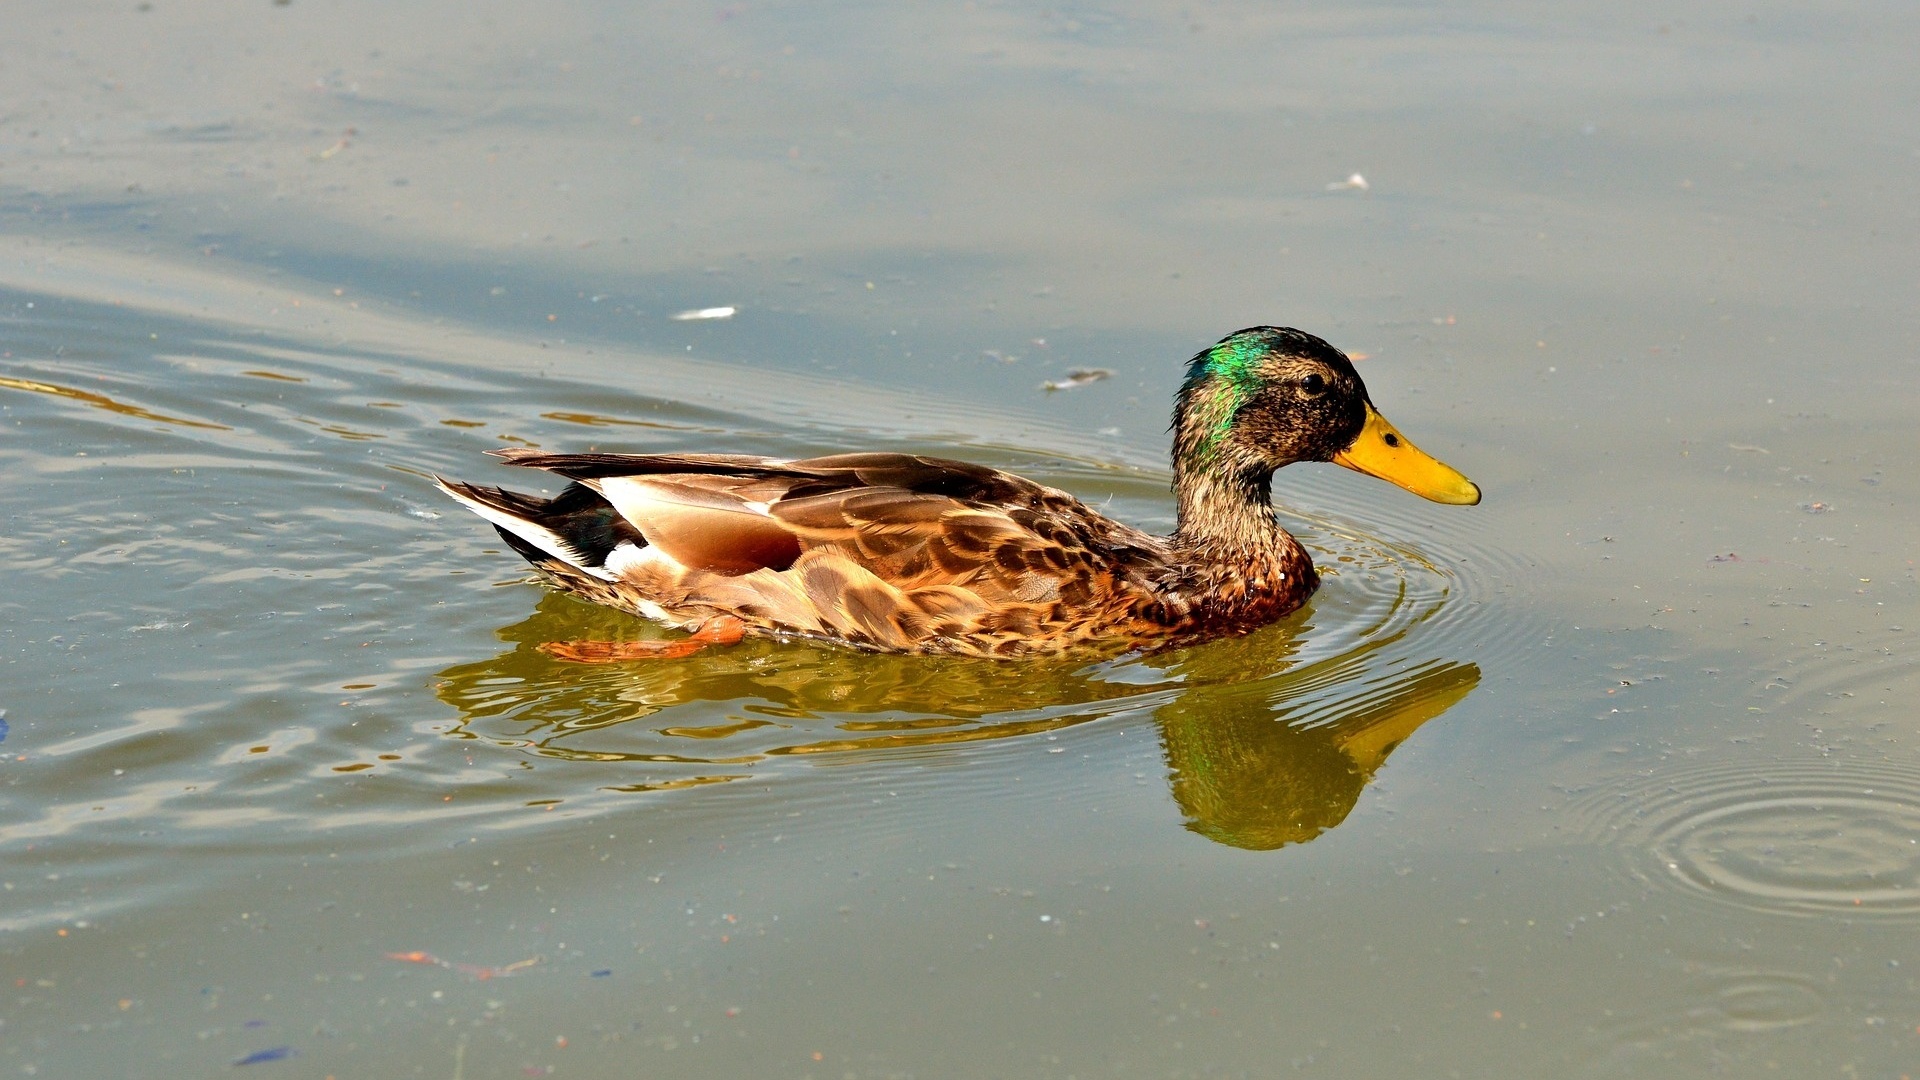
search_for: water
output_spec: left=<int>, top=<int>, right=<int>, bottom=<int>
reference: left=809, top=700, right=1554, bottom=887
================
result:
left=4, top=1, right=1918, bottom=1076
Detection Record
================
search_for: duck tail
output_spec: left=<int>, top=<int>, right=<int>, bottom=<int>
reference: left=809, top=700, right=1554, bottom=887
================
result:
left=434, top=476, right=637, bottom=581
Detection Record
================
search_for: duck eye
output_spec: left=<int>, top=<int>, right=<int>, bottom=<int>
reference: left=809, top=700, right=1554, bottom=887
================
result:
left=1300, top=373, right=1326, bottom=395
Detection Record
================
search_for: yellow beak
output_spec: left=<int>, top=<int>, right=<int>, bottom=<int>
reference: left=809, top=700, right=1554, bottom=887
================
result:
left=1330, top=404, right=1481, bottom=505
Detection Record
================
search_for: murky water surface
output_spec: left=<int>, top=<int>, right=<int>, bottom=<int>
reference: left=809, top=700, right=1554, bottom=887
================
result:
left=3, top=1, right=1918, bottom=1076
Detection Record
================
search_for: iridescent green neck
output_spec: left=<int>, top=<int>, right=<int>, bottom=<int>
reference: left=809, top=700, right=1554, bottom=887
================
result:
left=1169, top=333, right=1293, bottom=554
left=1180, top=336, right=1267, bottom=464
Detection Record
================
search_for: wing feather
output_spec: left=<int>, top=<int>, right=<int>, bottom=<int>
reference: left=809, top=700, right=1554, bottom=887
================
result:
left=594, top=476, right=801, bottom=574
left=452, top=447, right=1176, bottom=651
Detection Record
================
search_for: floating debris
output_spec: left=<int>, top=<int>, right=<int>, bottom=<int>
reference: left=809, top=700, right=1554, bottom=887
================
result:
left=1726, top=442, right=1770, bottom=454
left=1042, top=368, right=1111, bottom=392
left=386, top=950, right=540, bottom=980
left=314, top=127, right=356, bottom=161
left=233, top=1047, right=295, bottom=1066
left=670, top=306, right=737, bottom=321
left=1326, top=172, right=1369, bottom=192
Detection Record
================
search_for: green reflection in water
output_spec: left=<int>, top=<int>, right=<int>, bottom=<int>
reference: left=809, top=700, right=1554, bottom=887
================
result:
left=437, top=588, right=1475, bottom=847
left=1155, top=640, right=1479, bottom=850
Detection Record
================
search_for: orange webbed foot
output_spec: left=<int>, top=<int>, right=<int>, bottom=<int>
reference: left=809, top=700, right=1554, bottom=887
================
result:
left=537, top=616, right=747, bottom=663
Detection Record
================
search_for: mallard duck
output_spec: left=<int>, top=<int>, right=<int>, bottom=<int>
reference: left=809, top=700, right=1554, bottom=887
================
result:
left=437, top=326, right=1479, bottom=660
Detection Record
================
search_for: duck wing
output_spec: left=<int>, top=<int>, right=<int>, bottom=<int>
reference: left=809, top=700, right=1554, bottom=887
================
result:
left=463, top=449, right=1169, bottom=650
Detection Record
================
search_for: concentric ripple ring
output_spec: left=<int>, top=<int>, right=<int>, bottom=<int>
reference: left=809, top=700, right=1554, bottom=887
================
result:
left=1574, top=760, right=1920, bottom=920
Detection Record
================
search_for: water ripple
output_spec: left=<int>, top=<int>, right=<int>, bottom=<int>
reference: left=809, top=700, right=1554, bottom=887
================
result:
left=1749, top=626, right=1920, bottom=719
left=1571, top=758, right=1920, bottom=919
left=1581, top=968, right=1827, bottom=1077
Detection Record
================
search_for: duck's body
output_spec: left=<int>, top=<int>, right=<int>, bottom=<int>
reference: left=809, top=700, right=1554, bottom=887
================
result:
left=441, top=448, right=1314, bottom=657
left=438, top=327, right=1479, bottom=659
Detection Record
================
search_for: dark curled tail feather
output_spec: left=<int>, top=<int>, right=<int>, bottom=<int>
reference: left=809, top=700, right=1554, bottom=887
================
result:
left=435, top=476, right=648, bottom=570
left=436, top=477, right=555, bottom=521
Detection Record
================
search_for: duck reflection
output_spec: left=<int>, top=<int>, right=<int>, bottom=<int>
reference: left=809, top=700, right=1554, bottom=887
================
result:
left=437, top=595, right=1165, bottom=757
left=1152, top=635, right=1477, bottom=849
left=436, top=591, right=1476, bottom=847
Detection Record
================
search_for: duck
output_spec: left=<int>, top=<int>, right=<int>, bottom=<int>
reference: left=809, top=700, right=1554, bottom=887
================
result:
left=436, top=326, right=1479, bottom=661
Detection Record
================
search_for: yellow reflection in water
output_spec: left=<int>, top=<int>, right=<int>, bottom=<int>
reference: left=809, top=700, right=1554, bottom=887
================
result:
left=437, top=589, right=1476, bottom=849
left=539, top=411, right=690, bottom=430
left=1155, top=642, right=1478, bottom=849
left=0, top=373, right=230, bottom=430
